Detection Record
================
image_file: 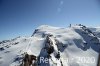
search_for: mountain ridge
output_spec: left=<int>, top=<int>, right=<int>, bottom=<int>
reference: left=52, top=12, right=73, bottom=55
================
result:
left=0, top=24, right=100, bottom=66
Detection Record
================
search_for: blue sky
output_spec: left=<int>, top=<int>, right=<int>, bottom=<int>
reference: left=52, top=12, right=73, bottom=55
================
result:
left=0, top=0, right=100, bottom=41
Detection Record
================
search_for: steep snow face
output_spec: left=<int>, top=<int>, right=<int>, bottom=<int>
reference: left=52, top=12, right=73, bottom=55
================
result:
left=0, top=25, right=100, bottom=66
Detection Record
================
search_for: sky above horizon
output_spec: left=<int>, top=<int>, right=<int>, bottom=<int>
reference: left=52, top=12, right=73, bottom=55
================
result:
left=0, top=0, right=100, bottom=41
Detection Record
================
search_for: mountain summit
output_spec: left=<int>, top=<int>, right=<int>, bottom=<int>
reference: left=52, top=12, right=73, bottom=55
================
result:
left=0, top=25, right=100, bottom=66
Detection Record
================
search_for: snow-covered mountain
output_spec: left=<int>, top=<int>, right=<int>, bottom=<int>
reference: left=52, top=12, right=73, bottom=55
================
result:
left=0, top=25, right=100, bottom=66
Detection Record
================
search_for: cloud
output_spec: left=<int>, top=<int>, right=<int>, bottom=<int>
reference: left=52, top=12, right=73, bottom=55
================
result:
left=57, top=8, right=61, bottom=12
left=60, top=1, right=64, bottom=5
left=57, top=0, right=64, bottom=13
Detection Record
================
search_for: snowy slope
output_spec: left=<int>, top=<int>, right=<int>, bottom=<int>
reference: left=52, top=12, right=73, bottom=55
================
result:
left=0, top=25, right=100, bottom=66
left=89, top=27, right=100, bottom=38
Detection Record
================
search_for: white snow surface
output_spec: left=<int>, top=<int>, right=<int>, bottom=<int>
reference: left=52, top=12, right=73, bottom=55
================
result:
left=0, top=25, right=100, bottom=66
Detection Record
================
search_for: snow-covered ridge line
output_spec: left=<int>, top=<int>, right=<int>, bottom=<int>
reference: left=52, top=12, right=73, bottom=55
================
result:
left=0, top=24, right=100, bottom=66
